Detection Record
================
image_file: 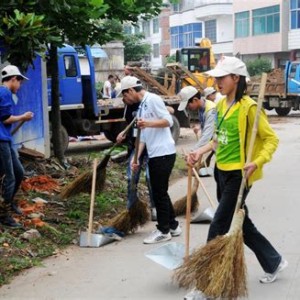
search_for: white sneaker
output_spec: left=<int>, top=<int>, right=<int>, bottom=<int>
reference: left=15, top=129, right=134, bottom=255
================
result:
left=184, top=288, right=207, bottom=300
left=170, top=224, right=182, bottom=237
left=143, top=229, right=171, bottom=244
left=259, top=258, right=288, bottom=284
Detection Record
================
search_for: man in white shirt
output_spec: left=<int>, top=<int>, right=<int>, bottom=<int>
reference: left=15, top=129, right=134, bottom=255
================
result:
left=102, top=74, right=115, bottom=98
left=120, top=76, right=181, bottom=244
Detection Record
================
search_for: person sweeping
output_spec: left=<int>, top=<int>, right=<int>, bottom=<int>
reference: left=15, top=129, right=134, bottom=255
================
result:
left=122, top=76, right=181, bottom=244
left=180, top=56, right=287, bottom=299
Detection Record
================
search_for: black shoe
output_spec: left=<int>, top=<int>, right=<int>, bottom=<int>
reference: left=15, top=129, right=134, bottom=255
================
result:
left=0, top=215, right=21, bottom=228
left=11, top=203, right=23, bottom=215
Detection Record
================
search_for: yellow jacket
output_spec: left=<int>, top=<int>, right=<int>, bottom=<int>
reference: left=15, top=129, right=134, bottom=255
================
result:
left=217, top=95, right=279, bottom=186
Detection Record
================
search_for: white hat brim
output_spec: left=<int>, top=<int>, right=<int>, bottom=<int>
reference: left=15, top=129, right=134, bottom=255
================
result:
left=205, top=68, right=230, bottom=77
left=178, top=100, right=188, bottom=111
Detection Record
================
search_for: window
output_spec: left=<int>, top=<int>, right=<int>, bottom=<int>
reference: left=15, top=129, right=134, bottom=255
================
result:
left=253, top=5, right=280, bottom=35
left=123, top=25, right=132, bottom=34
left=64, top=55, right=77, bottom=77
left=171, top=23, right=202, bottom=49
left=171, top=26, right=181, bottom=49
left=205, top=20, right=216, bottom=43
left=153, top=18, right=159, bottom=34
left=172, top=4, right=180, bottom=12
left=235, top=11, right=250, bottom=38
left=134, top=24, right=140, bottom=34
left=153, top=43, right=160, bottom=58
left=291, top=0, right=300, bottom=29
left=142, top=21, right=150, bottom=38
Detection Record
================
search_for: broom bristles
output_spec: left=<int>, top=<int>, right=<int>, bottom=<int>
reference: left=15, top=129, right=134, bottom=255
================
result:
left=173, top=177, right=199, bottom=216
left=173, top=210, right=248, bottom=299
left=60, top=169, right=106, bottom=199
left=108, top=199, right=149, bottom=235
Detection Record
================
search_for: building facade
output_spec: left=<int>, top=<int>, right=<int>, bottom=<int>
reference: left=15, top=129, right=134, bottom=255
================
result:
left=169, top=0, right=234, bottom=59
left=233, top=0, right=300, bottom=68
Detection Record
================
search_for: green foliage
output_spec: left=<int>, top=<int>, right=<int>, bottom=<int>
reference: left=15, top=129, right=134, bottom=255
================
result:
left=165, top=54, right=176, bottom=64
left=123, top=33, right=152, bottom=63
left=246, top=57, right=272, bottom=76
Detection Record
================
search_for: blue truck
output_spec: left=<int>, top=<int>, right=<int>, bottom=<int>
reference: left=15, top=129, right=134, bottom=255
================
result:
left=248, top=60, right=300, bottom=116
left=45, top=45, right=182, bottom=151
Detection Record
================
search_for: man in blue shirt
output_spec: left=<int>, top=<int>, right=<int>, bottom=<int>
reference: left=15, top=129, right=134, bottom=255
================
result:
left=0, top=65, right=34, bottom=227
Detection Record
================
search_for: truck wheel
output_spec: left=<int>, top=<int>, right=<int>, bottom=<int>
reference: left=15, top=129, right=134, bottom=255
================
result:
left=103, top=122, right=126, bottom=143
left=275, top=107, right=291, bottom=116
left=171, top=115, right=180, bottom=144
left=50, top=124, right=69, bottom=153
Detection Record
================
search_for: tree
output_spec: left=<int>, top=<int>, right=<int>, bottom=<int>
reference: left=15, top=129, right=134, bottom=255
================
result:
left=124, top=33, right=152, bottom=63
left=0, top=0, right=177, bottom=165
left=246, top=57, right=272, bottom=76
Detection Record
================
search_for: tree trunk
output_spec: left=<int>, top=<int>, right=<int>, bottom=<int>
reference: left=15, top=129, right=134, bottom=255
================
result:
left=49, top=44, right=65, bottom=164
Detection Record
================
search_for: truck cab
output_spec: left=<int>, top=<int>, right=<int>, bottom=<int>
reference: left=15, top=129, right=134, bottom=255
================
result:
left=286, top=60, right=300, bottom=94
left=176, top=47, right=211, bottom=73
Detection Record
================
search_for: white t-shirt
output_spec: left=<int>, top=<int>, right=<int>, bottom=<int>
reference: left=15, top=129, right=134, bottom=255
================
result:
left=138, top=92, right=176, bottom=158
left=103, top=80, right=112, bottom=98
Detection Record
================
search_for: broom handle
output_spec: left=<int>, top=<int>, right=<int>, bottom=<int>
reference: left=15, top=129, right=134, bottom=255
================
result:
left=185, top=165, right=193, bottom=258
left=121, top=116, right=137, bottom=138
left=103, top=117, right=138, bottom=157
left=192, top=167, right=216, bottom=209
left=131, top=127, right=141, bottom=191
left=11, top=120, right=26, bottom=136
left=234, top=73, right=267, bottom=214
left=87, top=159, right=98, bottom=245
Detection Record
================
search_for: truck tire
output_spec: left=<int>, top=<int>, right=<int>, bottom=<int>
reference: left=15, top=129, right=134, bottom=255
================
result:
left=171, top=115, right=180, bottom=144
left=103, top=122, right=126, bottom=143
left=50, top=124, right=69, bottom=153
left=275, top=107, right=291, bottom=116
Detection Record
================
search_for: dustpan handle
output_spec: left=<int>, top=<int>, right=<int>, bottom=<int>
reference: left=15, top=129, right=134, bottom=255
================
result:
left=88, top=159, right=98, bottom=243
left=192, top=167, right=217, bottom=209
left=234, top=73, right=267, bottom=214
left=185, top=165, right=193, bottom=258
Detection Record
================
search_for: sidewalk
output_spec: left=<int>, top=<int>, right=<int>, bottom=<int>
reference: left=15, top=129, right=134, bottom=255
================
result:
left=0, top=120, right=299, bottom=299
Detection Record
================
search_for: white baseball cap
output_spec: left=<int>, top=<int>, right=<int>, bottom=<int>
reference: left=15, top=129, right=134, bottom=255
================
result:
left=203, top=87, right=216, bottom=98
left=205, top=56, right=249, bottom=78
left=1, top=65, right=29, bottom=80
left=120, top=76, right=142, bottom=92
left=177, top=86, right=199, bottom=111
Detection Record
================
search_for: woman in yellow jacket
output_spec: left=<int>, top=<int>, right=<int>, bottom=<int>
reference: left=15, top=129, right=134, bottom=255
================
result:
left=187, top=56, right=287, bottom=285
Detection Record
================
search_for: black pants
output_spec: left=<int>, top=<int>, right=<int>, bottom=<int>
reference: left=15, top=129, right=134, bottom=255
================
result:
left=148, top=153, right=178, bottom=234
left=209, top=167, right=282, bottom=274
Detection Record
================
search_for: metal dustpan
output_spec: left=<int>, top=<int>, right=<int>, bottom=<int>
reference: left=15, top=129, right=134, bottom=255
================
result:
left=80, top=231, right=120, bottom=247
left=80, top=231, right=102, bottom=247
left=145, top=242, right=185, bottom=270
left=191, top=207, right=215, bottom=223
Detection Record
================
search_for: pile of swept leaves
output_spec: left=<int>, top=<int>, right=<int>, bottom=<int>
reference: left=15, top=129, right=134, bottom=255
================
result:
left=0, top=150, right=186, bottom=286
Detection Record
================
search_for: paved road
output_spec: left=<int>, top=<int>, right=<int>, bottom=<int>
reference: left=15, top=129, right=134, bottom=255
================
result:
left=0, top=113, right=299, bottom=299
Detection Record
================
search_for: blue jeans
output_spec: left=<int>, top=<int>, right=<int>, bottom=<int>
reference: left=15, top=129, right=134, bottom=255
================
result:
left=209, top=167, right=282, bottom=274
left=127, top=149, right=154, bottom=209
left=148, top=153, right=178, bottom=234
left=0, top=141, right=24, bottom=205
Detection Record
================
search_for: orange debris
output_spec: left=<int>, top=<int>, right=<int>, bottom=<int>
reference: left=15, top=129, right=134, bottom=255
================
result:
left=21, top=175, right=60, bottom=193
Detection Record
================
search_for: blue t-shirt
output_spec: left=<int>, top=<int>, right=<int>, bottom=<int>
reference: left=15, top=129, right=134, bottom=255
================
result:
left=0, top=86, right=13, bottom=141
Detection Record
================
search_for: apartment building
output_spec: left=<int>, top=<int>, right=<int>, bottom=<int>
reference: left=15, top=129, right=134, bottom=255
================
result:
left=169, top=0, right=234, bottom=59
left=124, top=4, right=171, bottom=71
left=233, top=0, right=296, bottom=68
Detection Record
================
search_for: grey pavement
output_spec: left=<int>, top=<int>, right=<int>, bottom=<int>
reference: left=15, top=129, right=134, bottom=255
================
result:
left=0, top=114, right=299, bottom=299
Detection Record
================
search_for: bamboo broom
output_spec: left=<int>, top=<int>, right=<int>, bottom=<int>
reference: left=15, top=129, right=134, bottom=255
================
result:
left=174, top=73, right=268, bottom=299
left=173, top=155, right=201, bottom=216
left=107, top=127, right=149, bottom=235
left=60, top=117, right=137, bottom=199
